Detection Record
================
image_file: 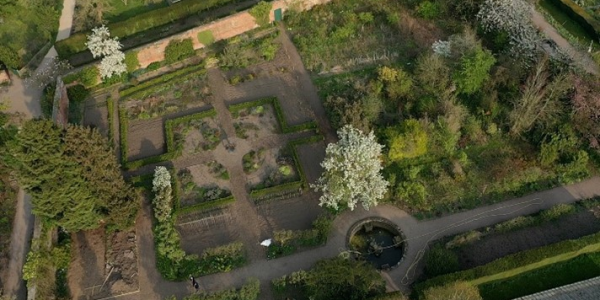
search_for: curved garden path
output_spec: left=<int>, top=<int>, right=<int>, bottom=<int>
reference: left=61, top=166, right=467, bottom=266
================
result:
left=531, top=8, right=600, bottom=75
left=1, top=1, right=75, bottom=299
left=133, top=177, right=600, bottom=300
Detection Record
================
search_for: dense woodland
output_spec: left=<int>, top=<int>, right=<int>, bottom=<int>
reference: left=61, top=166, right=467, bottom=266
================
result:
left=288, top=0, right=600, bottom=217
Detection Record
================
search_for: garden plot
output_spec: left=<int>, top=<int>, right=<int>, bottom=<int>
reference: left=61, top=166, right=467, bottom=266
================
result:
left=82, top=100, right=109, bottom=136
left=121, top=74, right=211, bottom=120
left=178, top=165, right=232, bottom=208
left=256, top=191, right=322, bottom=231
left=174, top=117, right=223, bottom=154
left=177, top=209, right=240, bottom=255
left=243, top=146, right=299, bottom=190
left=127, top=117, right=165, bottom=160
left=232, top=104, right=279, bottom=139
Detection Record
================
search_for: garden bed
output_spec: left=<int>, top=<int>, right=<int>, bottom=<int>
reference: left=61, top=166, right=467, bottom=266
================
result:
left=232, top=104, right=278, bottom=139
left=177, top=166, right=232, bottom=210
left=174, top=116, right=223, bottom=154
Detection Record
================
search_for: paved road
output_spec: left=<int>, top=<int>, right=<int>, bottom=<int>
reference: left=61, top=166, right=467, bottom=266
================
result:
left=1, top=0, right=76, bottom=299
left=133, top=177, right=600, bottom=300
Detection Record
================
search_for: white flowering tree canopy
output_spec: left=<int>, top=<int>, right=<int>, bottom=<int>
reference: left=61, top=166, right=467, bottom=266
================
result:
left=152, top=166, right=171, bottom=191
left=477, top=0, right=540, bottom=57
left=99, top=52, right=127, bottom=79
left=311, top=125, right=389, bottom=211
left=86, top=25, right=127, bottom=79
left=86, top=25, right=122, bottom=58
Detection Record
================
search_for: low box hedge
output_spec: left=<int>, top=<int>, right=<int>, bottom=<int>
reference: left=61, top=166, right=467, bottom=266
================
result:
left=121, top=108, right=216, bottom=170
left=175, top=195, right=236, bottom=216
left=119, top=63, right=206, bottom=100
left=228, top=97, right=318, bottom=134
left=55, top=0, right=240, bottom=58
left=550, top=0, right=600, bottom=40
left=413, top=231, right=600, bottom=298
left=106, top=97, right=115, bottom=145
left=118, top=107, right=129, bottom=165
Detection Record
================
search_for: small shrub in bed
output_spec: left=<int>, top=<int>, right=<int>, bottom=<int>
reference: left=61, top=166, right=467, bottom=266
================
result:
left=125, top=51, right=140, bottom=73
left=66, top=84, right=90, bottom=103
left=424, top=244, right=460, bottom=277
left=164, top=38, right=195, bottom=64
left=249, top=1, right=272, bottom=27
left=540, top=204, right=575, bottom=222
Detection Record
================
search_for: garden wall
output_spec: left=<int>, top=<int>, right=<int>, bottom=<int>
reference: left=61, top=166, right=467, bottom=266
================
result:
left=135, top=0, right=332, bottom=67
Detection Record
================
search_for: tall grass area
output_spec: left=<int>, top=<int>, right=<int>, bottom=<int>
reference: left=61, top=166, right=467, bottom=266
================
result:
left=104, top=0, right=169, bottom=23
left=478, top=251, right=600, bottom=300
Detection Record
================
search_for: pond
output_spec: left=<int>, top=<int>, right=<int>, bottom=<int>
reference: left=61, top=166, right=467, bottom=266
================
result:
left=347, top=218, right=406, bottom=270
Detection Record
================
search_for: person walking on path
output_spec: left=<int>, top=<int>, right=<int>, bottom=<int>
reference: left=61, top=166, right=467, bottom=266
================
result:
left=190, top=276, right=200, bottom=292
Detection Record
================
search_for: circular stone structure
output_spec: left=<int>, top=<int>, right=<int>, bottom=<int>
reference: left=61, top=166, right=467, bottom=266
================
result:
left=347, top=217, right=407, bottom=270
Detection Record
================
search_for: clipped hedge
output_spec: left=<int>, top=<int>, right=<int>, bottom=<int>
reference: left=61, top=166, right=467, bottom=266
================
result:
left=106, top=97, right=115, bottom=145
left=119, top=107, right=129, bottom=165
left=251, top=135, right=323, bottom=202
left=54, top=0, right=240, bottom=58
left=164, top=38, right=195, bottom=64
left=550, top=0, right=600, bottom=40
left=228, top=97, right=318, bottom=134
left=122, top=108, right=216, bottom=170
left=119, top=63, right=206, bottom=99
left=413, top=231, right=600, bottom=297
left=175, top=195, right=236, bottom=216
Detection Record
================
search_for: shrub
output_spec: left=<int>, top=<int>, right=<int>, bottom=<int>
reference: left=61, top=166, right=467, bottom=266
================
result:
left=259, top=39, right=279, bottom=61
left=147, top=62, right=162, bottom=71
left=424, top=244, right=460, bottom=277
left=197, top=30, right=215, bottom=46
left=249, top=1, right=272, bottom=27
left=385, top=119, right=428, bottom=161
left=540, top=204, right=575, bottom=222
left=417, top=1, right=441, bottom=20
left=66, top=85, right=90, bottom=103
left=125, top=51, right=140, bottom=73
left=41, top=83, right=56, bottom=118
left=164, top=38, right=195, bottom=64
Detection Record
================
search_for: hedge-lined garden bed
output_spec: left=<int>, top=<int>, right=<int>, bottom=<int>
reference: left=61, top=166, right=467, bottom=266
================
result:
left=267, top=214, right=333, bottom=259
left=120, top=108, right=217, bottom=170
left=413, top=231, right=600, bottom=298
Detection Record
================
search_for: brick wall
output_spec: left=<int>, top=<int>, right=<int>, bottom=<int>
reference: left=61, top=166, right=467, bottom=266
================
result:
left=135, top=0, right=332, bottom=68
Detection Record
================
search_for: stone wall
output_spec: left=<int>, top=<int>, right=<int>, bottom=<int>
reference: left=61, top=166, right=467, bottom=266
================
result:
left=135, top=0, right=332, bottom=68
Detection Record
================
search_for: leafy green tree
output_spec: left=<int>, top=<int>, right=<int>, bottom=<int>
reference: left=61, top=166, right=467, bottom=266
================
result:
left=7, top=120, right=139, bottom=231
left=385, top=119, right=428, bottom=161
left=453, top=47, right=495, bottom=95
left=303, top=257, right=385, bottom=300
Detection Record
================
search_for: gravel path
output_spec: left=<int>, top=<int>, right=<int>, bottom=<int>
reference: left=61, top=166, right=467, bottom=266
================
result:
left=531, top=8, right=599, bottom=75
left=131, top=177, right=600, bottom=300
left=1, top=1, right=76, bottom=299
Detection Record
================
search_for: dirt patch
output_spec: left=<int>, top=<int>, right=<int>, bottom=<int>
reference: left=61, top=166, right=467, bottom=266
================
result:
left=82, top=98, right=109, bottom=136
left=176, top=209, right=239, bottom=255
left=256, top=191, right=323, bottom=231
left=178, top=117, right=224, bottom=155
left=127, top=117, right=165, bottom=160
left=244, top=146, right=298, bottom=189
left=232, top=104, right=278, bottom=139
left=455, top=211, right=600, bottom=269
left=68, top=229, right=106, bottom=300
left=103, top=230, right=139, bottom=297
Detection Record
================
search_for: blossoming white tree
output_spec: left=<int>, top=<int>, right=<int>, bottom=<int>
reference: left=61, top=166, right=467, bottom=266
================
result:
left=311, top=125, right=389, bottom=211
left=86, top=25, right=126, bottom=79
left=477, top=0, right=541, bottom=59
left=152, top=166, right=172, bottom=223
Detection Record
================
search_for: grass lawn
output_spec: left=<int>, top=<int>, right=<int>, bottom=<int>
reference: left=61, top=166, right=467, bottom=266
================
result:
left=104, top=0, right=168, bottom=23
left=478, top=252, right=600, bottom=300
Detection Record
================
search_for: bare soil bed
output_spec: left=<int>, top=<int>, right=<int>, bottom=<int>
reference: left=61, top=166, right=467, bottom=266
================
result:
left=127, top=117, right=165, bottom=160
left=82, top=99, right=109, bottom=136
left=176, top=208, right=239, bottom=255
left=256, top=191, right=322, bottom=231
left=101, top=229, right=139, bottom=298
left=68, top=229, right=106, bottom=300
left=455, top=210, right=600, bottom=269
left=178, top=117, right=224, bottom=155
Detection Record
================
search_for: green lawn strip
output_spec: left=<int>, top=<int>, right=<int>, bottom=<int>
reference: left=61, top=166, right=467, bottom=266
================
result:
left=540, top=0, right=600, bottom=46
left=228, top=97, right=318, bottom=134
left=478, top=252, right=600, bottom=300
left=251, top=135, right=324, bottom=202
left=104, top=0, right=169, bottom=23
left=119, top=64, right=206, bottom=100
left=122, top=108, right=217, bottom=170
left=413, top=231, right=600, bottom=297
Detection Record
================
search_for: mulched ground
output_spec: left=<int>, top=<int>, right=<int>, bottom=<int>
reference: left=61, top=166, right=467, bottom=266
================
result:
left=455, top=210, right=600, bottom=269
